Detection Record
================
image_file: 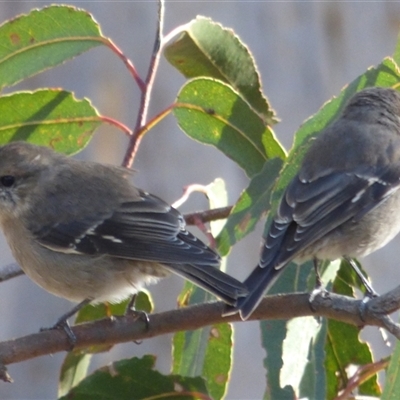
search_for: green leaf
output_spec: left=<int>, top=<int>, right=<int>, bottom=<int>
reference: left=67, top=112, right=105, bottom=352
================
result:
left=0, top=5, right=103, bottom=89
left=0, top=89, right=100, bottom=154
left=280, top=317, right=324, bottom=396
left=58, top=352, right=91, bottom=398
left=335, top=258, right=373, bottom=296
left=206, top=178, right=228, bottom=237
left=174, top=78, right=285, bottom=177
left=392, top=33, right=400, bottom=66
left=293, top=57, right=400, bottom=149
left=216, top=157, right=283, bottom=256
left=382, top=342, right=400, bottom=399
left=73, top=291, right=152, bottom=352
left=165, top=16, right=277, bottom=125
left=74, top=293, right=154, bottom=327
left=284, top=261, right=339, bottom=399
left=324, top=261, right=380, bottom=399
left=261, top=260, right=339, bottom=399
left=172, top=322, right=211, bottom=376
left=172, top=321, right=232, bottom=400
left=261, top=261, right=313, bottom=400
left=75, top=301, right=127, bottom=325
left=58, top=355, right=209, bottom=400
left=202, top=323, right=232, bottom=400
left=325, top=320, right=379, bottom=399
left=299, top=319, right=328, bottom=400
left=172, top=179, right=232, bottom=400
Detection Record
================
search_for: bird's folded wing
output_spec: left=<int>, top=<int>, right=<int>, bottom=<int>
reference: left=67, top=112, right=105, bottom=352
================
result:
left=31, top=191, right=220, bottom=266
left=260, top=165, right=400, bottom=269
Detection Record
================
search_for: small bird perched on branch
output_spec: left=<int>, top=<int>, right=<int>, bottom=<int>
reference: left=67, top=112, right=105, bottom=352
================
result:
left=0, top=141, right=246, bottom=336
left=231, top=86, right=400, bottom=320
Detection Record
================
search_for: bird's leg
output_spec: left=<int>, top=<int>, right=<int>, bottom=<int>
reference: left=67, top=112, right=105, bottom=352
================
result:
left=313, top=258, right=323, bottom=289
left=344, top=257, right=379, bottom=323
left=41, top=297, right=92, bottom=347
left=125, top=293, right=150, bottom=331
left=344, top=257, right=378, bottom=298
left=309, top=258, right=329, bottom=313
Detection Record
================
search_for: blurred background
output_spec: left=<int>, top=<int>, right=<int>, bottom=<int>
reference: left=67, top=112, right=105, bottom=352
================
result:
left=1, top=1, right=400, bottom=399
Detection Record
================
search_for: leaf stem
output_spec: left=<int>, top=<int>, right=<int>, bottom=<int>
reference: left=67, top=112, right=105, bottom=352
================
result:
left=103, top=37, right=146, bottom=92
left=99, top=116, right=133, bottom=136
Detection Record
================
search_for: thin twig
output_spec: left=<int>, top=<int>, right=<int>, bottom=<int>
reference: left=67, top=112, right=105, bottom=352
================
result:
left=161, top=23, right=189, bottom=49
left=172, top=184, right=209, bottom=209
left=183, top=206, right=233, bottom=226
left=123, top=0, right=165, bottom=168
left=334, top=359, right=389, bottom=400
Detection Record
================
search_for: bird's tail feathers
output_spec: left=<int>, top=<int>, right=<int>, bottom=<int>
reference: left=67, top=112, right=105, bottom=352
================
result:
left=165, top=263, right=248, bottom=306
left=224, top=262, right=283, bottom=319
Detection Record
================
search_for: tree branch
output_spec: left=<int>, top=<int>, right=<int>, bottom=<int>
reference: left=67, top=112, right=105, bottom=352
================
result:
left=2, top=287, right=400, bottom=381
left=123, top=0, right=165, bottom=168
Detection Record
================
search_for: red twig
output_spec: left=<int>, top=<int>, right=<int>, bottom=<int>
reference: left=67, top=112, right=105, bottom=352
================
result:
left=100, top=116, right=133, bottom=136
left=122, top=0, right=165, bottom=168
left=104, top=37, right=146, bottom=92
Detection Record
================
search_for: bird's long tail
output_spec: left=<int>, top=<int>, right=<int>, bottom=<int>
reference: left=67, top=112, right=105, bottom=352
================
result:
left=224, top=263, right=284, bottom=319
left=165, top=263, right=248, bottom=306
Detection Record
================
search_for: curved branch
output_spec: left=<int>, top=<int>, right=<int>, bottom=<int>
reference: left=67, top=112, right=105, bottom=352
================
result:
left=1, top=287, right=400, bottom=379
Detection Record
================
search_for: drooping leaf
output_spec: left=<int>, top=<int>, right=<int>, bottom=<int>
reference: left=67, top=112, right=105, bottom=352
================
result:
left=261, top=261, right=314, bottom=400
left=261, top=260, right=339, bottom=399
left=165, top=16, right=277, bottom=125
left=324, top=261, right=380, bottom=399
left=382, top=343, right=400, bottom=400
left=58, top=352, right=91, bottom=398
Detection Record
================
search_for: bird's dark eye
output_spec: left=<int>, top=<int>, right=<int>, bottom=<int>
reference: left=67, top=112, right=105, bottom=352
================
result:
left=0, top=175, right=15, bottom=187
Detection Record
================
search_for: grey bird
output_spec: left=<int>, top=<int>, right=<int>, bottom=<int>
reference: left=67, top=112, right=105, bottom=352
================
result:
left=0, top=141, right=247, bottom=330
left=233, top=86, right=400, bottom=320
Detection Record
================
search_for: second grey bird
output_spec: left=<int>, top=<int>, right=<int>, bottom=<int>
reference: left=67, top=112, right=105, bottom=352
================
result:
left=233, top=86, right=400, bottom=320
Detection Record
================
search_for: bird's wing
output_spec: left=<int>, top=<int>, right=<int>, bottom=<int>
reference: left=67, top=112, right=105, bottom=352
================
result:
left=31, top=190, right=220, bottom=267
left=260, top=164, right=400, bottom=269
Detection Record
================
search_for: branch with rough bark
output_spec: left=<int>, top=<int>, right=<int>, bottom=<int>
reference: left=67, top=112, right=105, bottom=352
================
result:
left=1, top=286, right=400, bottom=382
